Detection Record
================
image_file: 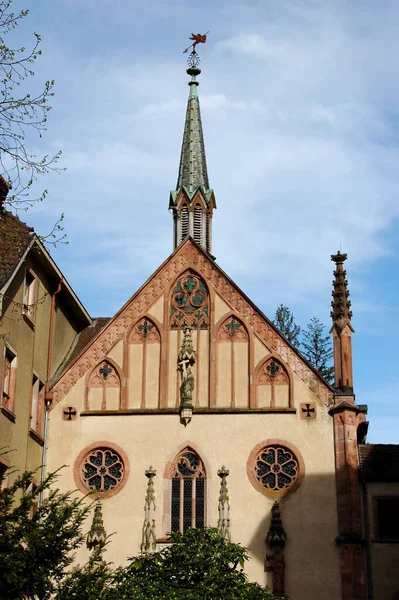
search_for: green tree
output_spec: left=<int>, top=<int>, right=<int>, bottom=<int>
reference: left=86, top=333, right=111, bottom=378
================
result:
left=0, top=0, right=62, bottom=212
left=108, top=527, right=281, bottom=600
left=301, top=316, right=334, bottom=382
left=273, top=304, right=301, bottom=347
left=0, top=468, right=91, bottom=600
left=0, top=469, right=282, bottom=600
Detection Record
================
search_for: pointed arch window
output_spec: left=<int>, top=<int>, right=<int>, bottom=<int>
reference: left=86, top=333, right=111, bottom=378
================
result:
left=170, top=272, right=209, bottom=329
left=171, top=449, right=206, bottom=533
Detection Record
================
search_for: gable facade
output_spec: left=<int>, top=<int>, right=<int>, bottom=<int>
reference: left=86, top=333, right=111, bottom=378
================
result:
left=47, top=239, right=342, bottom=599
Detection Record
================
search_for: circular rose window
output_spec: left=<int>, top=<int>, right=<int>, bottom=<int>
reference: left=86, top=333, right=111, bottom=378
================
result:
left=247, top=440, right=304, bottom=498
left=81, top=447, right=124, bottom=493
left=255, top=446, right=298, bottom=491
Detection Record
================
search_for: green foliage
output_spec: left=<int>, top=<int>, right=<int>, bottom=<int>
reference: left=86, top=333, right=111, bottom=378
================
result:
left=107, top=528, right=280, bottom=600
left=302, top=316, right=334, bottom=382
left=0, top=1, right=63, bottom=213
left=273, top=304, right=301, bottom=347
left=0, top=469, right=90, bottom=600
left=0, top=470, right=281, bottom=600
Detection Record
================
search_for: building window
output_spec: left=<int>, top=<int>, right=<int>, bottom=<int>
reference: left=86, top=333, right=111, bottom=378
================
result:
left=0, top=460, right=8, bottom=489
left=23, top=269, right=38, bottom=323
left=171, top=449, right=206, bottom=533
left=25, top=479, right=39, bottom=518
left=170, top=272, right=209, bottom=329
left=30, top=375, right=44, bottom=434
left=254, top=445, right=298, bottom=491
left=247, top=439, right=305, bottom=499
left=2, top=347, right=16, bottom=414
left=374, top=496, right=399, bottom=541
left=81, top=447, right=125, bottom=493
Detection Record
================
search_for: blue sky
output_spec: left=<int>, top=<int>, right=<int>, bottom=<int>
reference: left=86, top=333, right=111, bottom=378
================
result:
left=10, top=0, right=399, bottom=442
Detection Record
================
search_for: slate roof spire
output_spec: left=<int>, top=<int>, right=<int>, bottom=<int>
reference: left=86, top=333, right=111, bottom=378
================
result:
left=169, top=51, right=216, bottom=254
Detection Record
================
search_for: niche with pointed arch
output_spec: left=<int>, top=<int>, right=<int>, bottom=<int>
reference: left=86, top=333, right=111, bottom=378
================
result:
left=215, top=315, right=249, bottom=408
left=128, top=316, right=161, bottom=409
left=86, top=360, right=121, bottom=410
left=255, top=356, right=291, bottom=408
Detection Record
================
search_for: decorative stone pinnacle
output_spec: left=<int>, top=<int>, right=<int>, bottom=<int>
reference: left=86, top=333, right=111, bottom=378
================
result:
left=145, top=466, right=156, bottom=479
left=217, top=465, right=231, bottom=541
left=141, top=466, right=157, bottom=553
left=330, top=250, right=353, bottom=331
left=266, top=501, right=287, bottom=549
left=87, top=501, right=107, bottom=562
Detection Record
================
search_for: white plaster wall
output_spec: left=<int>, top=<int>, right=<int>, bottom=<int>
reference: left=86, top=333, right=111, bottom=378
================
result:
left=47, top=384, right=341, bottom=600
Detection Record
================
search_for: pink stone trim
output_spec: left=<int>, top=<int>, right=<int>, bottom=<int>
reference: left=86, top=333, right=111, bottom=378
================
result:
left=73, top=441, right=130, bottom=499
left=51, top=240, right=333, bottom=408
left=246, top=438, right=305, bottom=499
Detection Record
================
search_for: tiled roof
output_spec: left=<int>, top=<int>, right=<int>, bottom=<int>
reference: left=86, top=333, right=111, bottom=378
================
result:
left=359, top=444, right=399, bottom=482
left=54, top=317, right=111, bottom=379
left=0, top=211, right=34, bottom=288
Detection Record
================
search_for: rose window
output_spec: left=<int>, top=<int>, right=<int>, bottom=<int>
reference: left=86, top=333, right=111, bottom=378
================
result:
left=82, top=448, right=124, bottom=493
left=254, top=446, right=298, bottom=491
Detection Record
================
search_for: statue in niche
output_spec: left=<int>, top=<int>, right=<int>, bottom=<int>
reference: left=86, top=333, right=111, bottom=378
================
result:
left=178, top=328, right=196, bottom=425
left=178, top=328, right=196, bottom=403
left=265, top=501, right=287, bottom=597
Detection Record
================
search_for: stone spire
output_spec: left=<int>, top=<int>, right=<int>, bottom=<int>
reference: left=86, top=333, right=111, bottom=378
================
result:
left=217, top=466, right=231, bottom=541
left=86, top=500, right=107, bottom=563
left=330, top=251, right=354, bottom=393
left=169, top=52, right=216, bottom=253
left=141, top=466, right=157, bottom=553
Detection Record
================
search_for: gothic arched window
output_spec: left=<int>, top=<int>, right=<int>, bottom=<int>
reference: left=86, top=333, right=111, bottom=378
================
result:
left=170, top=272, right=209, bottom=330
left=171, top=449, right=206, bottom=533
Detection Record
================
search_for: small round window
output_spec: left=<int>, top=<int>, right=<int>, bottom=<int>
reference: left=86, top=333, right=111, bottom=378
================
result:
left=247, top=440, right=304, bottom=498
left=81, top=447, right=124, bottom=493
left=255, top=446, right=298, bottom=491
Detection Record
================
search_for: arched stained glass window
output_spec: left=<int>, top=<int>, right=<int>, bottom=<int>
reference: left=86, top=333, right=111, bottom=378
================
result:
left=171, top=449, right=206, bottom=533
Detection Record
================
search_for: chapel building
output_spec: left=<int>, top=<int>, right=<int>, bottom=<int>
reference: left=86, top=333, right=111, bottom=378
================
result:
left=1, top=53, right=399, bottom=600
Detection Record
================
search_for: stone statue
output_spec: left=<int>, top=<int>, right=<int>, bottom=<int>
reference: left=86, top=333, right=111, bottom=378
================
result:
left=178, top=328, right=196, bottom=425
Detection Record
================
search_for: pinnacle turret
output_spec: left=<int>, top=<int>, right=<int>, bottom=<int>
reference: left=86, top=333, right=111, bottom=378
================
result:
left=169, top=49, right=216, bottom=253
left=330, top=250, right=354, bottom=393
left=331, top=251, right=353, bottom=332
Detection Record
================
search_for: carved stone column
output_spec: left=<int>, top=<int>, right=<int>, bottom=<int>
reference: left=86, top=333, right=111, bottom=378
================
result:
left=141, top=466, right=157, bottom=553
left=217, top=465, right=231, bottom=541
left=178, top=327, right=196, bottom=426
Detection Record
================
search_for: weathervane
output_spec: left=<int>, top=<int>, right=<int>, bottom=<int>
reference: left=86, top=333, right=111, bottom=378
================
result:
left=183, top=32, right=209, bottom=68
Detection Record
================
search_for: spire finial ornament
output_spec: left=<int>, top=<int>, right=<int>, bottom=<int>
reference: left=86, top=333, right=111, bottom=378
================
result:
left=86, top=500, right=107, bottom=564
left=217, top=466, right=231, bottom=541
left=141, top=466, right=157, bottom=553
left=265, top=501, right=287, bottom=597
left=178, top=327, right=196, bottom=426
left=330, top=250, right=355, bottom=393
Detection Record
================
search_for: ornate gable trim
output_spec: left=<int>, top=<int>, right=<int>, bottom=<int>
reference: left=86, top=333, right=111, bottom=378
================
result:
left=51, top=238, right=334, bottom=407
